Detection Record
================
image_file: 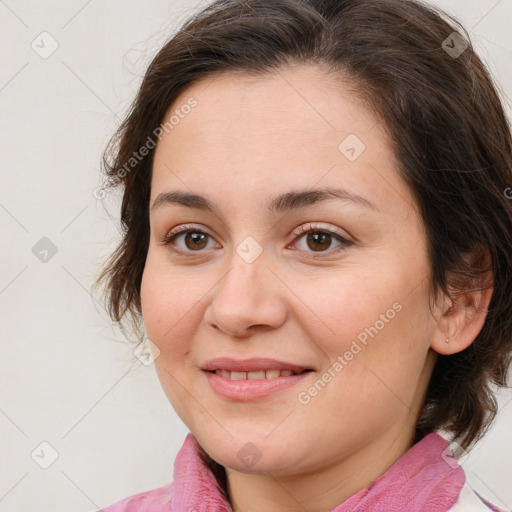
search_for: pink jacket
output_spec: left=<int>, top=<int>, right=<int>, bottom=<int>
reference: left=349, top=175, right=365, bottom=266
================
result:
left=99, top=431, right=507, bottom=512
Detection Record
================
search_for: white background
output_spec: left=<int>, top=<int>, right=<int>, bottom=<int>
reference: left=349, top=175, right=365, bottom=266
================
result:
left=1, top=1, right=511, bottom=511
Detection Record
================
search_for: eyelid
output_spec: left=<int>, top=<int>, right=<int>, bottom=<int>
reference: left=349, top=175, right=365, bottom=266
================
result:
left=158, top=223, right=214, bottom=245
left=291, top=222, right=351, bottom=240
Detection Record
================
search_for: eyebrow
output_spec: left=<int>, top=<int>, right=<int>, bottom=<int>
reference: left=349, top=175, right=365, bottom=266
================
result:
left=150, top=187, right=380, bottom=215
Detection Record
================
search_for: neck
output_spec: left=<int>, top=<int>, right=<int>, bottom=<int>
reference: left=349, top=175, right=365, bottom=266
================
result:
left=225, top=424, right=417, bottom=512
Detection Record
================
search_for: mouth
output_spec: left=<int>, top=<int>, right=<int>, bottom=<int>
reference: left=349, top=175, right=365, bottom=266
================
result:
left=205, top=368, right=314, bottom=380
left=201, top=357, right=316, bottom=401
left=201, top=357, right=315, bottom=374
left=203, top=368, right=315, bottom=401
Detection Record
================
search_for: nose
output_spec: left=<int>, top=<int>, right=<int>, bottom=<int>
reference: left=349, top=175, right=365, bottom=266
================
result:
left=203, top=245, right=287, bottom=338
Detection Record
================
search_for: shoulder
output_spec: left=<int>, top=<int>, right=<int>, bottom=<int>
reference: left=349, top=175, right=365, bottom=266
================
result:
left=98, top=483, right=173, bottom=512
left=449, top=481, right=510, bottom=512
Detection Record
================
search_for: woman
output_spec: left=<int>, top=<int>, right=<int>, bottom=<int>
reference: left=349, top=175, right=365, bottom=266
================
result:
left=94, top=0, right=512, bottom=510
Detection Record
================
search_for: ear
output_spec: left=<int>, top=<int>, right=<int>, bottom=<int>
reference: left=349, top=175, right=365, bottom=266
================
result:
left=431, top=247, right=494, bottom=355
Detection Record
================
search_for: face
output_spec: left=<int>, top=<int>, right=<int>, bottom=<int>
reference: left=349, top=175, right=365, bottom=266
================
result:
left=140, top=65, right=439, bottom=476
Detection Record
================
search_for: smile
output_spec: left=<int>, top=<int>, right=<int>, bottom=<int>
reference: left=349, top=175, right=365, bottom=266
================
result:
left=210, top=369, right=311, bottom=380
left=203, top=368, right=314, bottom=401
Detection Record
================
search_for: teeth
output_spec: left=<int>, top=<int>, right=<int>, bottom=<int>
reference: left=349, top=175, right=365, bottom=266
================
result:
left=214, top=369, right=301, bottom=380
left=247, top=371, right=266, bottom=380
left=265, top=369, right=281, bottom=379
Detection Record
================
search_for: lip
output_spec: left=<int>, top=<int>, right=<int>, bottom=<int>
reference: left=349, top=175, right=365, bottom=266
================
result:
left=201, top=357, right=314, bottom=373
left=203, top=369, right=314, bottom=401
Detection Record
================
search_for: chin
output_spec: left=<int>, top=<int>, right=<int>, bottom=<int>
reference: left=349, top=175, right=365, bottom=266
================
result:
left=199, top=435, right=296, bottom=475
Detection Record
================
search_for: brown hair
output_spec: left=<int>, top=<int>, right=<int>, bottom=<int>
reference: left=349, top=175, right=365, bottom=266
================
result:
left=94, top=0, right=512, bottom=451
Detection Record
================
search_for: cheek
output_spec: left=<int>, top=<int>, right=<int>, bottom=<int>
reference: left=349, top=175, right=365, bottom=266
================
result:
left=297, top=275, right=430, bottom=432
left=297, top=263, right=431, bottom=383
left=140, top=255, right=197, bottom=355
left=139, top=258, right=203, bottom=416
left=294, top=268, right=401, bottom=352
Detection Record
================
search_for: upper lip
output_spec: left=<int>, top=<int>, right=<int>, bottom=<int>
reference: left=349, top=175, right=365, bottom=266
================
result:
left=202, top=357, right=314, bottom=373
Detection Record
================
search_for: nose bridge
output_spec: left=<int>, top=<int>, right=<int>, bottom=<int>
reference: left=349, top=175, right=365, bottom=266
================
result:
left=206, top=235, right=285, bottom=335
left=220, top=234, right=268, bottom=304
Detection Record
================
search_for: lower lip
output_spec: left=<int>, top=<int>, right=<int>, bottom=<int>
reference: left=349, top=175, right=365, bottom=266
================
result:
left=203, top=370, right=314, bottom=401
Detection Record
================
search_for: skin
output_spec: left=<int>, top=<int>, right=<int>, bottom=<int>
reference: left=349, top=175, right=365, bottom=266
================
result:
left=140, top=64, right=493, bottom=512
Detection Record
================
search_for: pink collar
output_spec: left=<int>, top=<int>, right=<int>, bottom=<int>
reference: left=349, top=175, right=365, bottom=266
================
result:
left=170, top=431, right=465, bottom=512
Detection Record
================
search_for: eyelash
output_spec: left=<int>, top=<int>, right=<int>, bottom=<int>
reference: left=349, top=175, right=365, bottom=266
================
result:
left=158, top=223, right=354, bottom=258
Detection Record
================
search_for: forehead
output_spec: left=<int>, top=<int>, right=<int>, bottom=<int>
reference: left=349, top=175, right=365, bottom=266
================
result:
left=150, top=65, right=415, bottom=219
left=156, top=65, right=375, bottom=153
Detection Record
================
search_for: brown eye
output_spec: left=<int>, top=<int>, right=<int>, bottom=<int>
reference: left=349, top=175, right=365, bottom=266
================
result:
left=292, top=223, right=354, bottom=257
left=304, top=232, right=332, bottom=252
left=182, top=231, right=209, bottom=250
left=159, top=226, right=216, bottom=253
left=159, top=223, right=353, bottom=257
